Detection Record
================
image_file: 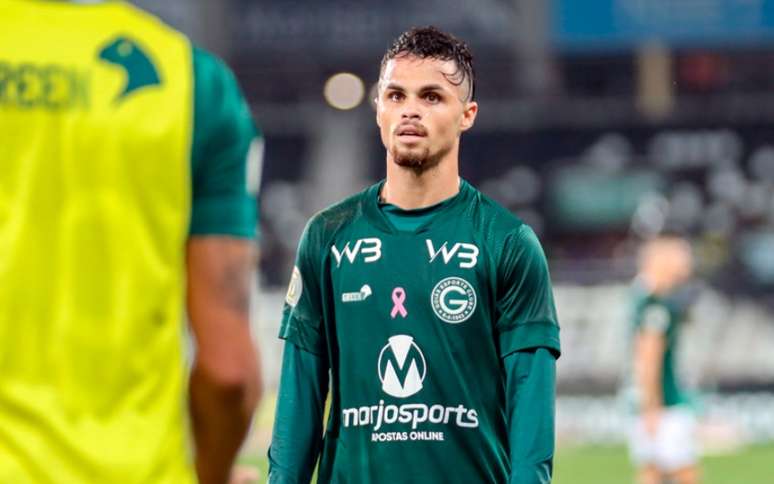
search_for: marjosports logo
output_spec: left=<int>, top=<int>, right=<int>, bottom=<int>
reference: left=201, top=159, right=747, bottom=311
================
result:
left=378, top=335, right=426, bottom=398
left=431, top=277, right=477, bottom=324
left=341, top=335, right=480, bottom=438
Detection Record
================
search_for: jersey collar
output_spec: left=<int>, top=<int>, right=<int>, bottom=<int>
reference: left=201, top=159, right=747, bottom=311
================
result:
left=362, top=178, right=474, bottom=235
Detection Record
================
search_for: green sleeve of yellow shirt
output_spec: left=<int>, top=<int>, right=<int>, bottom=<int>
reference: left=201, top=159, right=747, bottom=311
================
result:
left=189, top=46, right=261, bottom=238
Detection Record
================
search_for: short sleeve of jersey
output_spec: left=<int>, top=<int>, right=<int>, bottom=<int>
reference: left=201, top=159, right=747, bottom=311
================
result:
left=495, top=225, right=561, bottom=358
left=634, top=298, right=671, bottom=334
left=278, top=221, right=327, bottom=357
left=189, top=46, right=261, bottom=238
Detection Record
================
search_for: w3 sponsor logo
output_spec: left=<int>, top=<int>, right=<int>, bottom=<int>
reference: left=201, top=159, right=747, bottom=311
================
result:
left=331, top=238, right=381, bottom=267
left=426, top=240, right=479, bottom=269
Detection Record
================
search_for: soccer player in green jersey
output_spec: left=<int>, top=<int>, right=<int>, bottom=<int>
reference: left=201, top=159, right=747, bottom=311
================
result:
left=627, top=236, right=698, bottom=484
left=268, top=26, right=561, bottom=483
left=0, top=1, right=262, bottom=483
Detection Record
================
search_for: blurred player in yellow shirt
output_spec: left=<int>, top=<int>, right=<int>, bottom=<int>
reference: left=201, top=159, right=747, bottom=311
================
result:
left=0, top=1, right=263, bottom=482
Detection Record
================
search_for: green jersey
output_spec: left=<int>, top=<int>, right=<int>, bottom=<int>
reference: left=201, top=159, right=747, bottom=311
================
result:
left=279, top=180, right=561, bottom=483
left=630, top=283, right=688, bottom=408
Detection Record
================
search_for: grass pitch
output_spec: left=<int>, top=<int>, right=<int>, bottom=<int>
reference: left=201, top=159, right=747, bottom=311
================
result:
left=242, top=443, right=774, bottom=483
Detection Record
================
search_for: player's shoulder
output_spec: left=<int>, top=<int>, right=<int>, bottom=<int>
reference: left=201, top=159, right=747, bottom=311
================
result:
left=302, top=184, right=374, bottom=244
left=466, top=181, right=531, bottom=242
left=115, top=3, right=233, bottom=83
left=629, top=281, right=671, bottom=322
left=192, top=45, right=233, bottom=82
left=629, top=280, right=662, bottom=306
left=191, top=45, right=247, bottom=113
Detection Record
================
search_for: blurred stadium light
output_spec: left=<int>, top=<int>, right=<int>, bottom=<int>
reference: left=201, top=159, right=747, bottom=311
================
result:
left=323, top=72, right=365, bottom=110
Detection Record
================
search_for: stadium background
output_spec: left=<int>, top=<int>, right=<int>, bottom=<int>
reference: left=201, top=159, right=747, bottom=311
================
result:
left=135, top=1, right=774, bottom=482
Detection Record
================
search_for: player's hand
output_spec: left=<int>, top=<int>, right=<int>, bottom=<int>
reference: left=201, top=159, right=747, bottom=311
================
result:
left=229, top=465, right=260, bottom=484
left=643, top=408, right=662, bottom=437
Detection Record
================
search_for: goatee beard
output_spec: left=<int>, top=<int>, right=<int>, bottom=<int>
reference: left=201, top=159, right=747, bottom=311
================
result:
left=392, top=147, right=441, bottom=175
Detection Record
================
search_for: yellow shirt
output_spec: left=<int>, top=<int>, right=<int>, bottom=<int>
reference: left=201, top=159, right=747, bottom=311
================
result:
left=0, top=1, right=259, bottom=482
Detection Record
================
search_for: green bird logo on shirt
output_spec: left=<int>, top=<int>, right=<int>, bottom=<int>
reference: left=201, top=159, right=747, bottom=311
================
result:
left=98, top=36, right=161, bottom=102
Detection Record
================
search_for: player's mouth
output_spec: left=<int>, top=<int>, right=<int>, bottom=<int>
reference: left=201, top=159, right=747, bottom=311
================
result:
left=396, top=124, right=427, bottom=140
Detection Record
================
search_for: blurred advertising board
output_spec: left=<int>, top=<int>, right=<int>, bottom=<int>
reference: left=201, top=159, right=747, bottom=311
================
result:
left=552, top=0, right=774, bottom=51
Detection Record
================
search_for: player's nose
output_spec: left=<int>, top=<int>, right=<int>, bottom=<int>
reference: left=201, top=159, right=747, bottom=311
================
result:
left=401, top=109, right=421, bottom=120
left=400, top=97, right=422, bottom=120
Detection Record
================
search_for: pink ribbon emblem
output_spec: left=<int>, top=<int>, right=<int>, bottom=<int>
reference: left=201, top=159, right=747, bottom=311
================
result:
left=391, top=287, right=408, bottom=319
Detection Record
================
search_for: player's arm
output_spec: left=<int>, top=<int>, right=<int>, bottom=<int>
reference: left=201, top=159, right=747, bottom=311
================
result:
left=268, top=221, right=330, bottom=482
left=186, top=46, right=263, bottom=484
left=505, top=348, right=556, bottom=484
left=634, top=308, right=667, bottom=433
left=188, top=238, right=261, bottom=484
left=268, top=342, right=328, bottom=483
left=495, top=225, right=561, bottom=484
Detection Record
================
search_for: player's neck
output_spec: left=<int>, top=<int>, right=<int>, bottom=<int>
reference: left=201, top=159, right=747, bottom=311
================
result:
left=382, top=157, right=460, bottom=210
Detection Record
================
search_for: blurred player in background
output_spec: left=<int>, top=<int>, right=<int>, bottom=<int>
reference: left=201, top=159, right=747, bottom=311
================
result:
left=268, top=26, right=560, bottom=483
left=628, top=236, right=698, bottom=484
left=0, top=1, right=262, bottom=483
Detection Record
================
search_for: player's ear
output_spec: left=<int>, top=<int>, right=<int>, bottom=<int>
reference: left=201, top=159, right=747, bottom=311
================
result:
left=460, top=101, right=478, bottom=132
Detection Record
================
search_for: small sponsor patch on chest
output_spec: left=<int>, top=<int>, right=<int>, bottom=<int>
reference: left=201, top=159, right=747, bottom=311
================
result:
left=341, top=284, right=372, bottom=302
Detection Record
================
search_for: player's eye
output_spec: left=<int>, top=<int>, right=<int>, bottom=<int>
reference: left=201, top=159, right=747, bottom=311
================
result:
left=424, top=92, right=441, bottom=103
left=388, top=91, right=404, bottom=102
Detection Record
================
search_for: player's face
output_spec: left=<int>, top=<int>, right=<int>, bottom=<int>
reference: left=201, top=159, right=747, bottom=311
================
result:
left=641, top=237, right=694, bottom=289
left=376, top=55, right=477, bottom=171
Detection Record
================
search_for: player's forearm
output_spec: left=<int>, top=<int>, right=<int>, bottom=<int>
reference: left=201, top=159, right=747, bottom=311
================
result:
left=268, top=342, right=329, bottom=483
left=185, top=238, right=262, bottom=483
left=640, top=367, right=663, bottom=412
left=189, top=353, right=261, bottom=484
left=505, top=348, right=557, bottom=484
left=635, top=333, right=664, bottom=412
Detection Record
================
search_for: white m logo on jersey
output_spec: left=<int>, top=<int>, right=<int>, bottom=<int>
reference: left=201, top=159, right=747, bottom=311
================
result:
left=426, top=240, right=479, bottom=269
left=331, top=238, right=382, bottom=267
left=378, top=335, right=427, bottom=398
